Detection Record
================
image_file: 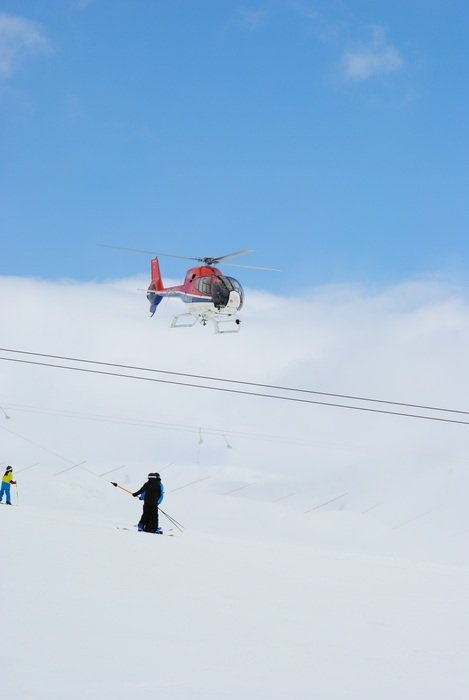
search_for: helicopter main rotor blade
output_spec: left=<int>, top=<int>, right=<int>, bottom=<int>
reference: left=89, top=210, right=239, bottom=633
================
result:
left=99, top=244, right=278, bottom=269
left=206, top=249, right=256, bottom=263
left=220, top=262, right=281, bottom=271
left=98, top=244, right=199, bottom=262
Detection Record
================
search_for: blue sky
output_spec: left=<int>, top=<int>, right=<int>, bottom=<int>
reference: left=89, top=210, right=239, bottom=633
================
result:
left=1, top=0, right=468, bottom=291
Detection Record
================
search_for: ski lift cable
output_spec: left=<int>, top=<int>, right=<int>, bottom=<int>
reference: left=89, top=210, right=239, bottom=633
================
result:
left=0, top=421, right=76, bottom=464
left=0, top=401, right=344, bottom=448
left=1, top=355, right=469, bottom=426
left=0, top=346, right=468, bottom=416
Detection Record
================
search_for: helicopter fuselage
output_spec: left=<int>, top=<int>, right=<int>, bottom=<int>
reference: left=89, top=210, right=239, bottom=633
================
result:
left=146, top=259, right=244, bottom=330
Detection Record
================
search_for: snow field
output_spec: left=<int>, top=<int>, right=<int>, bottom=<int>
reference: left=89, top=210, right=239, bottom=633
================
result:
left=2, top=463, right=469, bottom=699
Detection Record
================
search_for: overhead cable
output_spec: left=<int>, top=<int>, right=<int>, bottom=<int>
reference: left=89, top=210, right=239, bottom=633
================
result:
left=0, top=346, right=467, bottom=416
left=1, top=354, right=469, bottom=426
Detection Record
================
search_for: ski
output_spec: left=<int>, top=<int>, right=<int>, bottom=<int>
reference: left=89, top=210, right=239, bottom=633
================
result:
left=116, top=526, right=174, bottom=536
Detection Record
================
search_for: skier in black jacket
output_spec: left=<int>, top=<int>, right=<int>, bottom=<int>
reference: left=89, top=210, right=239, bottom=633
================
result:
left=132, top=472, right=164, bottom=533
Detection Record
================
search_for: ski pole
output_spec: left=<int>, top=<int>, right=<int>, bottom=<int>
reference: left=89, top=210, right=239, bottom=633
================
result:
left=15, top=482, right=19, bottom=506
left=160, top=508, right=184, bottom=532
left=159, top=508, right=184, bottom=531
left=160, top=507, right=184, bottom=528
left=159, top=510, right=184, bottom=533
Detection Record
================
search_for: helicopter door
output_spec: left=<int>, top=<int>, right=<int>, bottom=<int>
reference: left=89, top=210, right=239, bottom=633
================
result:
left=212, top=279, right=230, bottom=309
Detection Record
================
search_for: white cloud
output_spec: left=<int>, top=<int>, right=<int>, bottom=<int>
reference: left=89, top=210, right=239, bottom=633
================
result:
left=0, top=12, right=52, bottom=78
left=342, top=25, right=404, bottom=81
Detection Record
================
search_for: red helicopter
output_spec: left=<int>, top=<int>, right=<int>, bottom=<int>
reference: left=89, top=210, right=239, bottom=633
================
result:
left=101, top=246, right=278, bottom=333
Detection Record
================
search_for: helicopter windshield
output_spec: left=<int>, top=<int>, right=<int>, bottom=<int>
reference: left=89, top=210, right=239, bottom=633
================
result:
left=194, top=275, right=244, bottom=309
left=218, top=276, right=244, bottom=309
left=226, top=276, right=243, bottom=295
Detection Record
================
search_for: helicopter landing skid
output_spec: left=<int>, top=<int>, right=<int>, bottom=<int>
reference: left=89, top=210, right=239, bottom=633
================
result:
left=170, top=312, right=241, bottom=333
left=171, top=313, right=198, bottom=328
left=213, top=317, right=241, bottom=334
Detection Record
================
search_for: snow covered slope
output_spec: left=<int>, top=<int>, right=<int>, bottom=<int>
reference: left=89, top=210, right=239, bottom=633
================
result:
left=2, top=463, right=469, bottom=700
left=2, top=275, right=469, bottom=697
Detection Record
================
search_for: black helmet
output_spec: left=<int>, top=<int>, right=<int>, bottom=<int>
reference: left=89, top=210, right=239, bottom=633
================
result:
left=148, top=472, right=159, bottom=479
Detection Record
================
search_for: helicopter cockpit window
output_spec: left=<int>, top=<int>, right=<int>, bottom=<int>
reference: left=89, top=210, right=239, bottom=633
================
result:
left=195, top=277, right=212, bottom=295
left=225, top=276, right=244, bottom=308
left=219, top=277, right=234, bottom=292
left=226, top=277, right=243, bottom=295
